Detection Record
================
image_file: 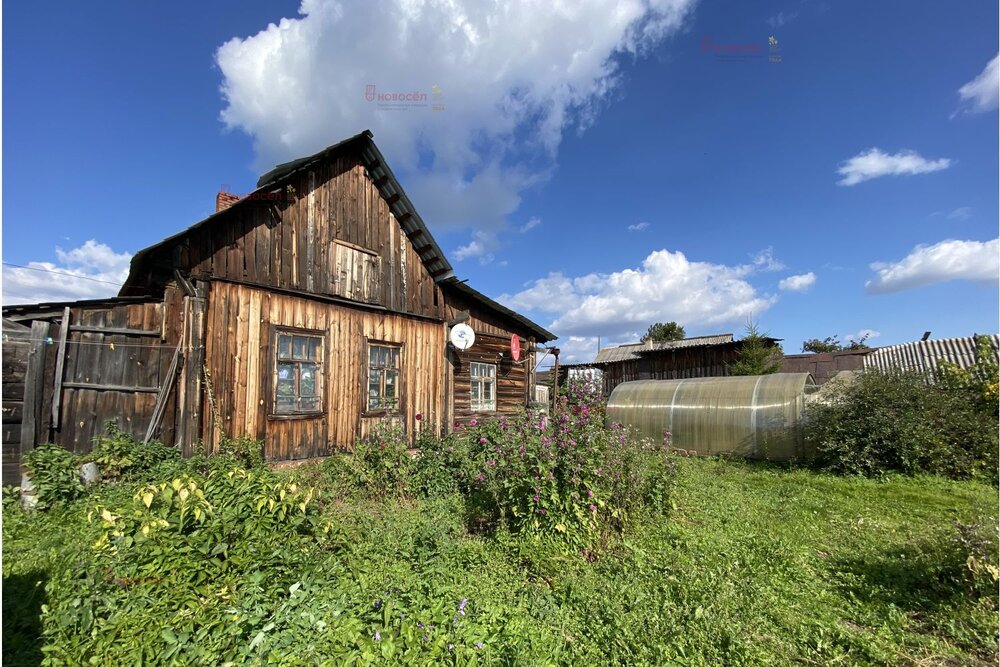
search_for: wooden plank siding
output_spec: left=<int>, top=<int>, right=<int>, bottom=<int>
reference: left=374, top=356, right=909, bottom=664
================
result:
left=200, top=281, right=446, bottom=460
left=172, top=152, right=445, bottom=321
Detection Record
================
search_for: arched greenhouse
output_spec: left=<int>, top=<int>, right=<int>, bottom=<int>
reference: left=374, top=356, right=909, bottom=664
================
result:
left=605, top=373, right=816, bottom=460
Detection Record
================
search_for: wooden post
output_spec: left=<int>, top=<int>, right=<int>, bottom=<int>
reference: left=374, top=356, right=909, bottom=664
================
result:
left=551, top=347, right=560, bottom=412
left=21, top=320, right=50, bottom=453
left=50, top=307, right=71, bottom=432
left=176, top=281, right=208, bottom=455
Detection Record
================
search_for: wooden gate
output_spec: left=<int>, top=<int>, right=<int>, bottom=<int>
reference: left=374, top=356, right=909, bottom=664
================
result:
left=2, top=301, right=182, bottom=481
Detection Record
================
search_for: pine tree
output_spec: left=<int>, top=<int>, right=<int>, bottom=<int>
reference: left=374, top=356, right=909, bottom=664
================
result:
left=730, top=319, right=782, bottom=376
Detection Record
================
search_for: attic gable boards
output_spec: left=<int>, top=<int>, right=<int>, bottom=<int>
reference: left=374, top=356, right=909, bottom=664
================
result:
left=177, top=149, right=444, bottom=319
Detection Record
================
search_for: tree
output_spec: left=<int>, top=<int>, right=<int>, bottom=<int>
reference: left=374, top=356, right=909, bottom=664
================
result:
left=730, top=319, right=782, bottom=376
left=802, top=336, right=842, bottom=353
left=801, top=333, right=871, bottom=353
left=640, top=321, right=686, bottom=343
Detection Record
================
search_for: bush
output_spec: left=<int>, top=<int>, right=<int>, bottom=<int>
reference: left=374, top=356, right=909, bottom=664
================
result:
left=411, top=397, right=675, bottom=544
left=23, top=445, right=84, bottom=509
left=352, top=420, right=413, bottom=500
left=805, top=369, right=999, bottom=483
left=89, top=421, right=181, bottom=480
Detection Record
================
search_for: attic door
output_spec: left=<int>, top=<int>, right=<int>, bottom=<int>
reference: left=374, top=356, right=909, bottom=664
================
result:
left=331, top=241, right=381, bottom=304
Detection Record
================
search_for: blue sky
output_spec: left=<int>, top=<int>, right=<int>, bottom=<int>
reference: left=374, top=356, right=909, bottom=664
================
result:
left=3, top=0, right=998, bottom=363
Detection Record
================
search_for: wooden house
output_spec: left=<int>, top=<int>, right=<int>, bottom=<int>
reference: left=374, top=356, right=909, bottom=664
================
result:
left=2, top=130, right=554, bottom=481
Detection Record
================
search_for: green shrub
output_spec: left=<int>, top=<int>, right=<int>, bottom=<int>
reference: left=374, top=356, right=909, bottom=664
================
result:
left=218, top=434, right=266, bottom=469
left=89, top=421, right=180, bottom=480
left=352, top=420, right=413, bottom=500
left=805, top=369, right=999, bottom=483
left=413, top=404, right=675, bottom=544
left=23, top=445, right=84, bottom=509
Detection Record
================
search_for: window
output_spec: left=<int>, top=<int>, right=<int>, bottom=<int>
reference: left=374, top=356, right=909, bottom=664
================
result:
left=273, top=330, right=324, bottom=415
left=470, top=362, right=496, bottom=412
left=367, top=343, right=401, bottom=412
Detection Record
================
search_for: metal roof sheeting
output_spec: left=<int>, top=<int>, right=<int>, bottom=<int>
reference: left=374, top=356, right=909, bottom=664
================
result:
left=593, top=334, right=736, bottom=364
left=863, top=334, right=999, bottom=377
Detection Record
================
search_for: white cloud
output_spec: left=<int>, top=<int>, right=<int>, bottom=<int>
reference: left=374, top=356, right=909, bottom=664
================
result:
left=519, top=217, right=541, bottom=233
left=947, top=206, right=972, bottom=221
left=453, top=230, right=496, bottom=265
left=866, top=238, right=999, bottom=294
left=836, top=148, right=951, bottom=186
left=3, top=240, right=132, bottom=305
left=766, top=10, right=798, bottom=28
left=500, top=248, right=777, bottom=339
left=778, top=272, right=816, bottom=292
left=216, top=0, right=695, bottom=253
left=627, top=222, right=650, bottom=232
left=842, top=328, right=880, bottom=345
left=751, top=246, right=785, bottom=272
left=957, top=53, right=999, bottom=114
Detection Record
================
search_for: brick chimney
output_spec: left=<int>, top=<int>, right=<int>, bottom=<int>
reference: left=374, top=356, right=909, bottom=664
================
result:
left=216, top=191, right=240, bottom=212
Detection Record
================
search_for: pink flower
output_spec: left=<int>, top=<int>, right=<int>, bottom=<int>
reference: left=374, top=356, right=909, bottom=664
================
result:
left=479, top=437, right=488, bottom=444
left=589, top=504, right=597, bottom=512
left=470, top=419, right=478, bottom=426
left=454, top=421, right=461, bottom=428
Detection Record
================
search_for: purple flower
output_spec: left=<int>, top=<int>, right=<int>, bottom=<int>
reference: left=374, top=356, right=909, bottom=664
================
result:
left=487, top=459, right=496, bottom=467
left=589, top=503, right=597, bottom=512
left=538, top=508, right=547, bottom=515
left=374, top=631, right=381, bottom=641
left=532, top=495, right=540, bottom=503
left=586, top=489, right=594, bottom=498
left=476, top=642, right=484, bottom=649
left=415, top=413, right=423, bottom=421
left=373, top=599, right=382, bottom=610
left=458, top=598, right=468, bottom=613
left=479, top=437, right=488, bottom=444
left=476, top=473, right=485, bottom=482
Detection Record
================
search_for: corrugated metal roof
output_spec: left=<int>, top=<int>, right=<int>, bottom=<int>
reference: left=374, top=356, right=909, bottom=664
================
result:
left=593, top=334, right=737, bottom=364
left=863, top=334, right=999, bottom=376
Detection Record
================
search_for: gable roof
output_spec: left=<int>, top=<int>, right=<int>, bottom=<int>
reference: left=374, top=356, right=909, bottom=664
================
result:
left=117, top=131, right=554, bottom=341
left=441, top=279, right=555, bottom=342
left=121, top=130, right=454, bottom=295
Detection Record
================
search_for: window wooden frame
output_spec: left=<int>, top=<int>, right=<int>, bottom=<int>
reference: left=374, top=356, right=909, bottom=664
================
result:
left=470, top=361, right=497, bottom=412
left=269, top=327, right=325, bottom=418
left=364, top=340, right=403, bottom=416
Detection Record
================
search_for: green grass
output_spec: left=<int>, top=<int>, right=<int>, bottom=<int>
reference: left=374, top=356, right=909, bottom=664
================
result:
left=4, top=457, right=997, bottom=665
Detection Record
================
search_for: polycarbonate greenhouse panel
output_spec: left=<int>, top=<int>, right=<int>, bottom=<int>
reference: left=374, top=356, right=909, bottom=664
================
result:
left=605, top=373, right=815, bottom=461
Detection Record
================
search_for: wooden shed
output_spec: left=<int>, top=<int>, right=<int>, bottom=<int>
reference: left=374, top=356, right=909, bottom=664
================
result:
left=2, top=130, right=554, bottom=481
left=561, top=333, right=781, bottom=396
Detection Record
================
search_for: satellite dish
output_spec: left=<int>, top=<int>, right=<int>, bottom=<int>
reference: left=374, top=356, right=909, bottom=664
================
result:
left=449, top=323, right=476, bottom=351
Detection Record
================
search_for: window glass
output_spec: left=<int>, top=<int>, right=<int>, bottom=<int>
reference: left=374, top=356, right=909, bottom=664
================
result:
left=368, top=343, right=402, bottom=412
left=273, top=331, right=324, bottom=415
left=470, top=362, right=497, bottom=411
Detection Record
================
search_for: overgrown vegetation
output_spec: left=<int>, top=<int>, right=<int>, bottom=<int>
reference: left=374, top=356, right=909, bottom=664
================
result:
left=802, top=332, right=871, bottom=353
left=4, top=381, right=997, bottom=664
left=805, top=339, right=999, bottom=484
